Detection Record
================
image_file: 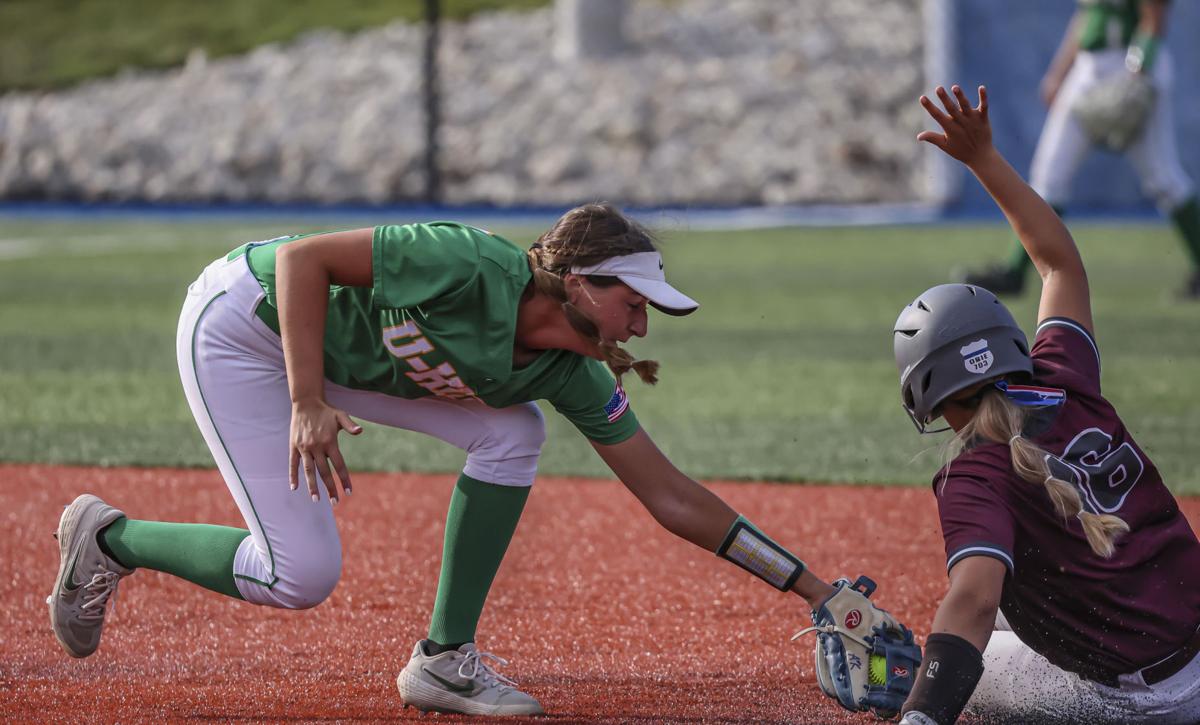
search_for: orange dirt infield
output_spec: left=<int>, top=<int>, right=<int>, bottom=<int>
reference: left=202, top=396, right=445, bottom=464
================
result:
left=3, top=464, right=1198, bottom=724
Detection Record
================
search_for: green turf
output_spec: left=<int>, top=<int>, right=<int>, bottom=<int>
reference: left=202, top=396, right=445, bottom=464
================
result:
left=0, top=0, right=549, bottom=92
left=1, top=218, right=1197, bottom=492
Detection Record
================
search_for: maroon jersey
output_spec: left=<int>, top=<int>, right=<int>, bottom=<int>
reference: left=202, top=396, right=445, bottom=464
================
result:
left=934, top=317, right=1200, bottom=682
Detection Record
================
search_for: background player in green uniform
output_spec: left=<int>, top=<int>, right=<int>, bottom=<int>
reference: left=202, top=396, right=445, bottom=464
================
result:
left=46, top=203, right=911, bottom=716
left=960, top=0, right=1200, bottom=298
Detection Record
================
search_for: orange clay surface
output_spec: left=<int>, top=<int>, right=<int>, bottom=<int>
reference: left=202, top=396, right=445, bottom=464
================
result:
left=3, top=463, right=1198, bottom=724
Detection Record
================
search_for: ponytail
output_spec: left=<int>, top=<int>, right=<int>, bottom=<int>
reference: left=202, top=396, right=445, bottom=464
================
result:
left=947, top=388, right=1129, bottom=558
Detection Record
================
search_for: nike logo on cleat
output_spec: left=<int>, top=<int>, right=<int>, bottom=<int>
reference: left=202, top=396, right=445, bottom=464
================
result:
left=61, top=540, right=86, bottom=592
left=422, top=668, right=477, bottom=694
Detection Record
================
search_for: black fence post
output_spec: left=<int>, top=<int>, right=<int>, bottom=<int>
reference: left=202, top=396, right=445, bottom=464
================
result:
left=422, top=0, right=442, bottom=204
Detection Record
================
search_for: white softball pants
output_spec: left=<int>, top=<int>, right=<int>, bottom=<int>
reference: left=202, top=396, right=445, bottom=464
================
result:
left=1030, top=48, right=1194, bottom=211
left=964, top=612, right=1200, bottom=723
left=176, top=253, right=545, bottom=609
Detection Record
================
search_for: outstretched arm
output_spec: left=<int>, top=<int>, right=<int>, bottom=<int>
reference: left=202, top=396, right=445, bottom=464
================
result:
left=590, top=428, right=835, bottom=607
left=595, top=431, right=923, bottom=718
left=918, top=85, right=1093, bottom=334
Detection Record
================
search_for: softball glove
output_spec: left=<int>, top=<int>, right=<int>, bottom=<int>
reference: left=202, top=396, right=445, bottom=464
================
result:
left=1070, top=71, right=1156, bottom=153
left=793, top=576, right=921, bottom=721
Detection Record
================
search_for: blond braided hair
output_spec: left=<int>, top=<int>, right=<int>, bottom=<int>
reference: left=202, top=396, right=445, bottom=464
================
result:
left=945, top=387, right=1129, bottom=557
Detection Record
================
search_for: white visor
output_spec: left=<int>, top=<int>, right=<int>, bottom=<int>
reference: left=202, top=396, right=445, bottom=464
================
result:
left=570, top=252, right=699, bottom=316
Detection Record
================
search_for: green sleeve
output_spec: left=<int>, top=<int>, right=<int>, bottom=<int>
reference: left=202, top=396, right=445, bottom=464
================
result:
left=548, top=358, right=640, bottom=445
left=372, top=223, right=483, bottom=309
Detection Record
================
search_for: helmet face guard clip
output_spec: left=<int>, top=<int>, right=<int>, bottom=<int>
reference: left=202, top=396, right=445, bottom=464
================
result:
left=903, top=403, right=951, bottom=435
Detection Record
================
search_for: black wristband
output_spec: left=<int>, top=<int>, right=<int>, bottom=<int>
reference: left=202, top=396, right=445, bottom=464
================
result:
left=901, top=633, right=984, bottom=725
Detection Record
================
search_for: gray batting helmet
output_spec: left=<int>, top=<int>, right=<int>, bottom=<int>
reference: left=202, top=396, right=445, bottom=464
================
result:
left=893, top=284, right=1032, bottom=433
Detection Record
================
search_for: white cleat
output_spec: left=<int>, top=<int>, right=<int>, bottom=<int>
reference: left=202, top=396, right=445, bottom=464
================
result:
left=46, top=494, right=133, bottom=658
left=396, top=640, right=543, bottom=716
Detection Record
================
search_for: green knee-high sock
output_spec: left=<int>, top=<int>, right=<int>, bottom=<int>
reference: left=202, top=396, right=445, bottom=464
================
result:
left=1006, top=205, right=1066, bottom=275
left=1170, top=197, right=1200, bottom=269
left=100, top=519, right=250, bottom=599
left=427, top=474, right=530, bottom=647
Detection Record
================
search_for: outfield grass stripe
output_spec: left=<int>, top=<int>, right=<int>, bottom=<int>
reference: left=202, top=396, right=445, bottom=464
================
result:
left=0, top=238, right=38, bottom=259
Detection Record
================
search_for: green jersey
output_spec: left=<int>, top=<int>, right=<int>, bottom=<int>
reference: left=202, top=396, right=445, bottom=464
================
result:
left=1077, top=0, right=1141, bottom=50
left=228, top=222, right=639, bottom=445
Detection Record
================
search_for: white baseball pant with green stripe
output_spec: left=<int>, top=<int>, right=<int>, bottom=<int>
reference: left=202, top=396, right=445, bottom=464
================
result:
left=1030, top=48, right=1193, bottom=210
left=176, top=253, right=544, bottom=609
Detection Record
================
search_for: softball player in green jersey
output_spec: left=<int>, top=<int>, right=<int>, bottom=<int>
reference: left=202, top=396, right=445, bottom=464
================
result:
left=46, top=203, right=912, bottom=716
left=961, top=0, right=1200, bottom=298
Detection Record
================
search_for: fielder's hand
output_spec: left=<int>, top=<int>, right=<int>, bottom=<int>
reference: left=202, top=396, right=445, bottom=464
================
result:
left=289, top=397, right=362, bottom=504
left=793, top=576, right=922, bottom=721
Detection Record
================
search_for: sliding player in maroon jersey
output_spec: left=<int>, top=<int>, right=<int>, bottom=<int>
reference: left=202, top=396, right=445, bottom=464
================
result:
left=894, top=85, right=1200, bottom=724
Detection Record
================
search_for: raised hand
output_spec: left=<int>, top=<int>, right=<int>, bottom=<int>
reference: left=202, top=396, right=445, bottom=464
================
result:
left=917, top=85, right=993, bottom=167
left=915, top=83, right=1094, bottom=333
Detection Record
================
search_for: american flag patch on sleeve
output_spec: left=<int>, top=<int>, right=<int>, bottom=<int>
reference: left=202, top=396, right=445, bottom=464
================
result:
left=604, top=381, right=629, bottom=422
left=997, top=382, right=1066, bottom=408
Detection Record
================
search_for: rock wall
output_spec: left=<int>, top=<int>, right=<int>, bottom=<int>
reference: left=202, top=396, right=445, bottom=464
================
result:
left=0, top=0, right=927, bottom=206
